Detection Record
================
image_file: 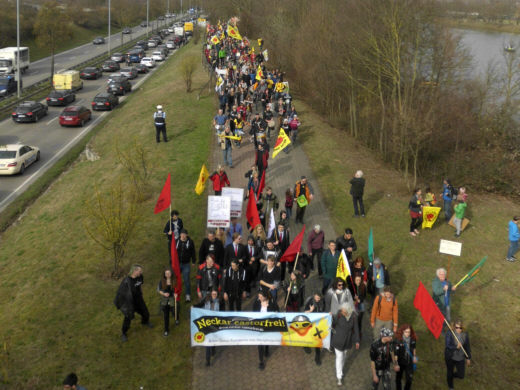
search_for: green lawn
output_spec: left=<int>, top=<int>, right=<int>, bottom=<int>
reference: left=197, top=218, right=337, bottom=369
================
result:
left=297, top=101, right=519, bottom=389
left=0, top=43, right=212, bottom=389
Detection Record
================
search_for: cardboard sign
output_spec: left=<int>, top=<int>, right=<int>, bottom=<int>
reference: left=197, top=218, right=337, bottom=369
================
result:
left=448, top=215, right=470, bottom=232
left=439, top=239, right=462, bottom=257
left=221, top=187, right=244, bottom=218
left=207, top=196, right=231, bottom=228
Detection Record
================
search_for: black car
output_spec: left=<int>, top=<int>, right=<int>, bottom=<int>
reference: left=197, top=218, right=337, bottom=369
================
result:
left=91, top=92, right=119, bottom=111
left=107, top=79, right=131, bottom=95
left=0, top=76, right=21, bottom=97
left=80, top=67, right=103, bottom=80
left=12, top=101, right=48, bottom=123
left=102, top=60, right=120, bottom=72
left=46, top=90, right=76, bottom=106
left=107, top=75, right=127, bottom=84
left=158, top=16, right=165, bottom=21
left=134, top=64, right=149, bottom=74
left=120, top=67, right=138, bottom=79
left=122, top=27, right=132, bottom=34
left=135, top=41, right=148, bottom=50
left=140, top=21, right=148, bottom=27
left=93, top=37, right=105, bottom=45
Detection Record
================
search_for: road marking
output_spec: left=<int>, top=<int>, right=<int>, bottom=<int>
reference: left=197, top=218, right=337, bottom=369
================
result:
left=46, top=117, right=58, bottom=125
left=0, top=112, right=108, bottom=212
left=76, top=99, right=83, bottom=105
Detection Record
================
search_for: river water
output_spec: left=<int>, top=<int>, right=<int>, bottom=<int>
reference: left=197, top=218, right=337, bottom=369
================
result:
left=454, top=28, right=520, bottom=74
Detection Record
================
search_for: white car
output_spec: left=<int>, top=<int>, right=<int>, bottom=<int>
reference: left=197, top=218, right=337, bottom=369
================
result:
left=140, top=57, right=156, bottom=68
left=151, top=51, right=165, bottom=61
left=166, top=40, right=175, bottom=49
left=168, top=27, right=175, bottom=33
left=147, top=40, right=157, bottom=48
left=0, top=144, right=40, bottom=175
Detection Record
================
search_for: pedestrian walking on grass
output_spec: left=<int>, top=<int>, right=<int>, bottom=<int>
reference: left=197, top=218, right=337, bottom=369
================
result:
left=114, top=264, right=153, bottom=342
left=62, top=373, right=87, bottom=390
left=154, top=105, right=167, bottom=143
left=157, top=268, right=179, bottom=337
left=453, top=200, right=467, bottom=238
left=408, top=188, right=423, bottom=237
left=445, top=319, right=471, bottom=390
left=349, top=170, right=366, bottom=217
left=507, top=216, right=520, bottom=262
left=432, top=267, right=456, bottom=324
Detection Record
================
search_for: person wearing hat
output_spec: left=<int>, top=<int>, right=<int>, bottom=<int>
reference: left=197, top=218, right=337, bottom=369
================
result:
left=294, top=176, right=314, bottom=224
left=176, top=229, right=196, bottom=302
left=336, top=228, right=357, bottom=261
left=370, top=327, right=396, bottom=390
left=331, top=302, right=360, bottom=386
left=153, top=105, right=167, bottom=143
left=62, top=373, right=87, bottom=390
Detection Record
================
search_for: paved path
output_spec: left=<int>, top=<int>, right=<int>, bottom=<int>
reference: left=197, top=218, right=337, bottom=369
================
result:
left=191, top=115, right=374, bottom=389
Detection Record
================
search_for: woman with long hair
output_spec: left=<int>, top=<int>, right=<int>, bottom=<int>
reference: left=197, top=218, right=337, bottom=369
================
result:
left=394, top=324, right=418, bottom=390
left=157, top=268, right=178, bottom=337
left=445, top=319, right=471, bottom=389
left=253, top=224, right=267, bottom=249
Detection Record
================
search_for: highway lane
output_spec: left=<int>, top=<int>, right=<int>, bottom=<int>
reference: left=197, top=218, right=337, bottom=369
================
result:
left=14, top=16, right=181, bottom=90
left=0, top=42, right=180, bottom=212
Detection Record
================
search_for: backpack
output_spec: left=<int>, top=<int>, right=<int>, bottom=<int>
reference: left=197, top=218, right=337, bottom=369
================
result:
left=450, top=185, right=459, bottom=200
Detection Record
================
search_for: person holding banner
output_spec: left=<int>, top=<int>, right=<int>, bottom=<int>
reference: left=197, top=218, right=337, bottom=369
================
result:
left=157, top=268, right=179, bottom=337
left=253, top=290, right=278, bottom=370
left=445, top=319, right=471, bottom=390
left=202, top=288, right=221, bottom=367
left=331, top=303, right=360, bottom=386
left=258, top=255, right=281, bottom=301
left=294, top=176, right=313, bottom=224
left=304, top=292, right=326, bottom=365
left=196, top=256, right=222, bottom=301
left=223, top=259, right=247, bottom=311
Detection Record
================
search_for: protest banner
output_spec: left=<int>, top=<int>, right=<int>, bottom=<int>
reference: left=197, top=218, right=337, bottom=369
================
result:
left=191, top=308, right=331, bottom=348
left=222, top=187, right=244, bottom=218
left=207, top=196, right=231, bottom=228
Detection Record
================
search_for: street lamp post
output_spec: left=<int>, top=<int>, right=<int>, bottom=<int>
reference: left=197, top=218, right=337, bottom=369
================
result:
left=16, top=0, right=21, bottom=98
left=108, top=0, right=111, bottom=56
left=146, top=0, right=150, bottom=37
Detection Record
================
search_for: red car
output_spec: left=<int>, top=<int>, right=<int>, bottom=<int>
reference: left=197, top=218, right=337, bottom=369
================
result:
left=59, top=106, right=92, bottom=127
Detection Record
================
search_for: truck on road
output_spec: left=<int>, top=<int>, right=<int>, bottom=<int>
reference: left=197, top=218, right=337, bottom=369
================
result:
left=0, top=47, right=30, bottom=75
left=53, top=70, right=83, bottom=92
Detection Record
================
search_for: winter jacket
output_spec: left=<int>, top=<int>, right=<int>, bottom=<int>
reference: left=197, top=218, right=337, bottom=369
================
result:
left=114, top=275, right=144, bottom=319
left=196, top=263, right=222, bottom=293
left=331, top=312, right=360, bottom=351
left=349, top=177, right=365, bottom=197
left=176, top=237, right=196, bottom=264
left=210, top=171, right=230, bottom=192
left=324, top=287, right=354, bottom=315
left=307, top=230, right=324, bottom=253
left=335, top=235, right=357, bottom=260
left=321, top=249, right=340, bottom=280
left=509, top=220, right=520, bottom=242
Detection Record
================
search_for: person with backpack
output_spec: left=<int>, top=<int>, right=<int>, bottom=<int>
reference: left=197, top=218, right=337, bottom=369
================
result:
left=441, top=178, right=455, bottom=222
left=304, top=292, right=326, bottom=365
left=153, top=105, right=167, bottom=143
left=370, top=286, right=399, bottom=339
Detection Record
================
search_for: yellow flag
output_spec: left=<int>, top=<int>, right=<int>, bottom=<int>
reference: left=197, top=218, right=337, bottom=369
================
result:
left=215, top=76, right=224, bottom=91
left=218, top=134, right=242, bottom=141
left=210, top=35, right=220, bottom=45
left=195, top=164, right=210, bottom=195
left=272, top=129, right=291, bottom=158
left=422, top=206, right=441, bottom=229
left=257, top=38, right=263, bottom=46
left=255, top=65, right=264, bottom=81
left=227, top=24, right=242, bottom=40
left=251, top=47, right=255, bottom=53
left=336, top=249, right=351, bottom=281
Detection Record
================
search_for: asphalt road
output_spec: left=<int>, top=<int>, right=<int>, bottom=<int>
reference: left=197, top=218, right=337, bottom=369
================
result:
left=0, top=38, right=182, bottom=213
left=19, top=18, right=173, bottom=90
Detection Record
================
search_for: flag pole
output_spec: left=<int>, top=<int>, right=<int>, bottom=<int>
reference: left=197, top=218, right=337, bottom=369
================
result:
left=175, top=297, right=178, bottom=322
left=444, top=318, right=469, bottom=359
left=283, top=252, right=300, bottom=311
left=169, top=204, right=172, bottom=234
left=453, top=273, right=469, bottom=289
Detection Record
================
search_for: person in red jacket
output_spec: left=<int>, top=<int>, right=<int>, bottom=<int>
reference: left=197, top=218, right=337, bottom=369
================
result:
left=255, top=143, right=269, bottom=178
left=209, top=165, right=230, bottom=195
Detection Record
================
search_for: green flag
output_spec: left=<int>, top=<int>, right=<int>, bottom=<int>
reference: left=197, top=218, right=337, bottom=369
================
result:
left=368, top=227, right=374, bottom=264
left=455, top=256, right=488, bottom=288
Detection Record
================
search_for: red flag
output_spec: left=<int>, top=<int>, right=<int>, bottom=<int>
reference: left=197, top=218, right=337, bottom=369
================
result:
left=280, top=225, right=306, bottom=262
left=170, top=235, right=182, bottom=301
left=154, top=173, right=171, bottom=214
left=257, top=170, right=265, bottom=197
left=246, top=187, right=261, bottom=230
left=413, top=281, right=444, bottom=339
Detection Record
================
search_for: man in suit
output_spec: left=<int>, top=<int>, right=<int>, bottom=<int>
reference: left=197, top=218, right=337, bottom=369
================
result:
left=223, top=233, right=247, bottom=269
left=274, top=223, right=290, bottom=280
left=245, top=235, right=262, bottom=292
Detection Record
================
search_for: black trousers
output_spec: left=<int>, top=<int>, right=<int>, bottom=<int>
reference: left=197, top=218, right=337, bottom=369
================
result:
left=310, top=248, right=323, bottom=275
left=352, top=195, right=365, bottom=215
left=227, top=295, right=242, bottom=311
left=296, top=205, right=306, bottom=223
left=446, top=357, right=466, bottom=388
left=122, top=298, right=150, bottom=335
left=258, top=345, right=269, bottom=362
left=395, top=363, right=414, bottom=390
left=206, top=346, right=216, bottom=363
left=162, top=302, right=179, bottom=332
left=410, top=217, right=422, bottom=232
left=155, top=124, right=167, bottom=142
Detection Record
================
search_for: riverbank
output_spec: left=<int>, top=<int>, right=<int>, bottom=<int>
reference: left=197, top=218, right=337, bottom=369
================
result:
left=440, top=17, right=520, bottom=35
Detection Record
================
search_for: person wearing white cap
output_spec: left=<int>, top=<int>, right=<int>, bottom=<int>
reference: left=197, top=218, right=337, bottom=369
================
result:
left=154, top=105, right=167, bottom=143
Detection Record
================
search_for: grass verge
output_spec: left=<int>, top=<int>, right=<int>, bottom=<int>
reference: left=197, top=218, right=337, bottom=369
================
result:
left=440, top=17, right=520, bottom=35
left=0, top=42, right=213, bottom=389
left=297, top=99, right=519, bottom=389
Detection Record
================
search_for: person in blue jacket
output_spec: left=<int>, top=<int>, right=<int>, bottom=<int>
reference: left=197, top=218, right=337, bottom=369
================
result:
left=441, top=178, right=454, bottom=222
left=506, top=216, right=520, bottom=262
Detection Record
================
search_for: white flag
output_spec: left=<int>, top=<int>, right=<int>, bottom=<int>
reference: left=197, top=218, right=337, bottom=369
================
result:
left=267, top=207, right=276, bottom=239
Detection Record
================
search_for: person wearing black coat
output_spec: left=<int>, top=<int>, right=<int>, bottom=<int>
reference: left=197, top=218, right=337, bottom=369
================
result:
left=176, top=229, right=196, bottom=302
left=349, top=170, right=366, bottom=217
left=245, top=235, right=262, bottom=291
left=223, top=233, right=247, bottom=269
left=304, top=292, right=326, bottom=365
left=198, top=230, right=225, bottom=266
left=114, top=265, right=153, bottom=342
left=335, top=228, right=357, bottom=261
left=163, top=210, right=183, bottom=256
left=222, top=260, right=247, bottom=311
left=274, top=223, right=291, bottom=280
left=331, top=304, right=360, bottom=386
left=253, top=291, right=278, bottom=370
